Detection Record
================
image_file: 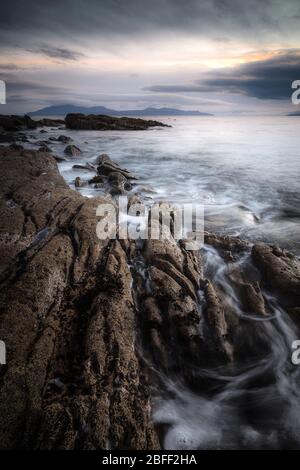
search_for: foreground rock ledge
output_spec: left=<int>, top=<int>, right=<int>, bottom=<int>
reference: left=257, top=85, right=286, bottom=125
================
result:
left=0, top=149, right=158, bottom=449
left=0, top=149, right=299, bottom=450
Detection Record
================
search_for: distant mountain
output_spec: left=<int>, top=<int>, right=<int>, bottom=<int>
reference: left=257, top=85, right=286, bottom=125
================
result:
left=28, top=104, right=213, bottom=117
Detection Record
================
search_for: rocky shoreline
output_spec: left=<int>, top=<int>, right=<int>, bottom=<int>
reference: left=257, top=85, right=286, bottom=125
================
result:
left=0, top=115, right=65, bottom=132
left=0, top=113, right=170, bottom=134
left=65, top=113, right=171, bottom=130
left=0, top=141, right=300, bottom=449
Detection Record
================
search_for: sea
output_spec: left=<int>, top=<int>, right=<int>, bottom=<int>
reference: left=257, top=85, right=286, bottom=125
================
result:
left=29, top=115, right=300, bottom=255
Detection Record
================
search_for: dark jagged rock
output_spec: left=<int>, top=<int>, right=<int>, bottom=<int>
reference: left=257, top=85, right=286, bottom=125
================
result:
left=0, top=134, right=17, bottom=143
left=57, top=135, right=72, bottom=143
left=38, top=145, right=52, bottom=153
left=0, top=115, right=37, bottom=132
left=74, top=176, right=85, bottom=187
left=0, top=115, right=64, bottom=132
left=36, top=140, right=49, bottom=146
left=65, top=113, right=170, bottom=131
left=204, top=231, right=250, bottom=261
left=49, top=134, right=72, bottom=144
left=89, top=175, right=106, bottom=185
left=9, top=143, right=24, bottom=151
left=97, top=154, right=138, bottom=180
left=85, top=155, right=138, bottom=195
left=64, top=144, right=82, bottom=156
left=72, top=162, right=96, bottom=171
left=252, top=243, right=300, bottom=306
left=107, top=172, right=127, bottom=195
left=37, top=118, right=65, bottom=127
left=53, top=155, right=67, bottom=162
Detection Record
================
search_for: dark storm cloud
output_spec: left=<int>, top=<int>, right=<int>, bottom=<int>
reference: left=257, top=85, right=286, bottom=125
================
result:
left=36, top=46, right=85, bottom=61
left=0, top=0, right=299, bottom=48
left=145, top=85, right=208, bottom=93
left=4, top=79, right=76, bottom=110
left=6, top=80, right=68, bottom=96
left=145, top=50, right=300, bottom=100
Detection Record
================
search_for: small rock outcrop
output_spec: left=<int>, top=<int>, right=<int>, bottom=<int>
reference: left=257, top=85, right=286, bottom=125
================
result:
left=74, top=176, right=85, bottom=187
left=57, top=135, right=72, bottom=143
left=87, top=154, right=137, bottom=195
left=0, top=115, right=64, bottom=132
left=9, top=143, right=24, bottom=151
left=37, top=118, right=65, bottom=127
left=0, top=115, right=37, bottom=131
left=64, top=144, right=82, bottom=156
left=252, top=244, right=300, bottom=305
left=65, top=113, right=170, bottom=130
left=97, top=154, right=138, bottom=180
left=38, top=145, right=52, bottom=153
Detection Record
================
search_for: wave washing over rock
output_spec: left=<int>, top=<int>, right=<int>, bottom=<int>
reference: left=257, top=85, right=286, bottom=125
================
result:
left=0, top=142, right=300, bottom=450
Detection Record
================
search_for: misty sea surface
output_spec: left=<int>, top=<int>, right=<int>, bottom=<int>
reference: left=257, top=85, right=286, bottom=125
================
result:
left=38, top=115, right=300, bottom=255
left=28, top=115, right=300, bottom=449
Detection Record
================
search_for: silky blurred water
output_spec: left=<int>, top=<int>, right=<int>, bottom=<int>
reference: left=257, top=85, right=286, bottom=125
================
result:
left=153, top=246, right=300, bottom=450
left=30, top=115, right=300, bottom=253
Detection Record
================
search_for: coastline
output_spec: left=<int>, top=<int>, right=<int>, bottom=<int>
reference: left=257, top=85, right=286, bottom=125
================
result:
left=0, top=124, right=300, bottom=448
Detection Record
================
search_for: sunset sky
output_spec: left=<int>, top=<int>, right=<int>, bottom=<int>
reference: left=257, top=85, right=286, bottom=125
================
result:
left=1, top=0, right=300, bottom=114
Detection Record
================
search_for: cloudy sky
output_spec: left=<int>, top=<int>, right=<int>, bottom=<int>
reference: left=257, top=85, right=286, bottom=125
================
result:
left=0, top=0, right=300, bottom=114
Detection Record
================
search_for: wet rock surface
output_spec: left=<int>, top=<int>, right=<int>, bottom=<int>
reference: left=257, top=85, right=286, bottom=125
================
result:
left=65, top=113, right=170, bottom=130
left=84, top=154, right=138, bottom=195
left=64, top=144, right=82, bottom=156
left=0, top=115, right=64, bottom=132
left=252, top=244, right=300, bottom=304
left=57, top=134, right=72, bottom=143
left=37, top=118, right=65, bottom=127
left=0, top=149, right=158, bottom=450
left=0, top=147, right=299, bottom=449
